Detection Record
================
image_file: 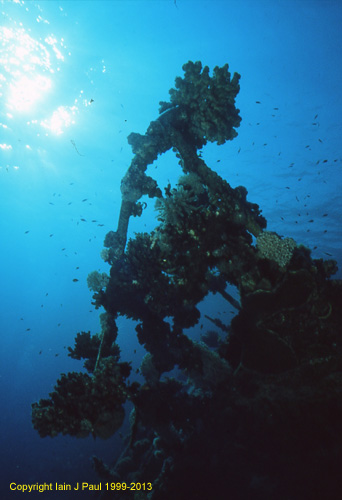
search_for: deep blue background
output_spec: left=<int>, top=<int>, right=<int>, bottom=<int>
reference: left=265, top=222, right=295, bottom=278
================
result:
left=1, top=0, right=341, bottom=497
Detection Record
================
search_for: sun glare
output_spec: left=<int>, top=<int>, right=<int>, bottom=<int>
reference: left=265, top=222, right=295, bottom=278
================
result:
left=0, top=25, right=54, bottom=112
left=41, top=105, right=77, bottom=136
left=0, top=12, right=76, bottom=135
left=0, top=0, right=104, bottom=172
left=8, top=74, right=52, bottom=112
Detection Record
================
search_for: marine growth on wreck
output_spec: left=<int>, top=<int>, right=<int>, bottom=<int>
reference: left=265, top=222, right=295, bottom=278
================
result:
left=32, top=61, right=342, bottom=500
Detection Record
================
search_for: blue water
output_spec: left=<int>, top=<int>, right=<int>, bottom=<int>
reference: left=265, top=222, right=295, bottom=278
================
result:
left=1, top=0, right=341, bottom=498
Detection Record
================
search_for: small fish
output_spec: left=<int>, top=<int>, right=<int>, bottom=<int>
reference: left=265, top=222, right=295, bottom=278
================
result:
left=308, top=219, right=314, bottom=223
left=61, top=248, right=66, bottom=251
left=285, top=186, right=290, bottom=189
left=324, top=252, right=332, bottom=256
left=46, top=293, right=48, bottom=296
left=26, top=328, right=31, bottom=332
left=97, top=223, right=104, bottom=227
left=273, top=107, right=279, bottom=110
left=255, top=101, right=261, bottom=104
left=314, top=114, right=318, bottom=119
left=323, top=214, right=328, bottom=217
left=72, top=278, right=79, bottom=282
left=323, top=159, right=328, bottom=163
left=82, top=198, right=88, bottom=202
left=24, top=230, right=30, bottom=234
left=318, top=138, right=323, bottom=143
left=238, top=147, right=241, bottom=153
left=49, top=202, right=55, bottom=205
left=80, top=218, right=86, bottom=222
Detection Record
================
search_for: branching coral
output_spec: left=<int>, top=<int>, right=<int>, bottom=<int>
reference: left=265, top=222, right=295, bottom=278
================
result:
left=87, top=270, right=109, bottom=292
left=32, top=357, right=133, bottom=439
left=67, top=330, right=101, bottom=372
left=159, top=60, right=241, bottom=147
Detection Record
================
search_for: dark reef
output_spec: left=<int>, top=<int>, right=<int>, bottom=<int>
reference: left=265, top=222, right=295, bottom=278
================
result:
left=32, top=61, right=342, bottom=500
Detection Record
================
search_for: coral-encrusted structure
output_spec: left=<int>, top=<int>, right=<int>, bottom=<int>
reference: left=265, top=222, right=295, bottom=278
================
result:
left=32, top=61, right=342, bottom=500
